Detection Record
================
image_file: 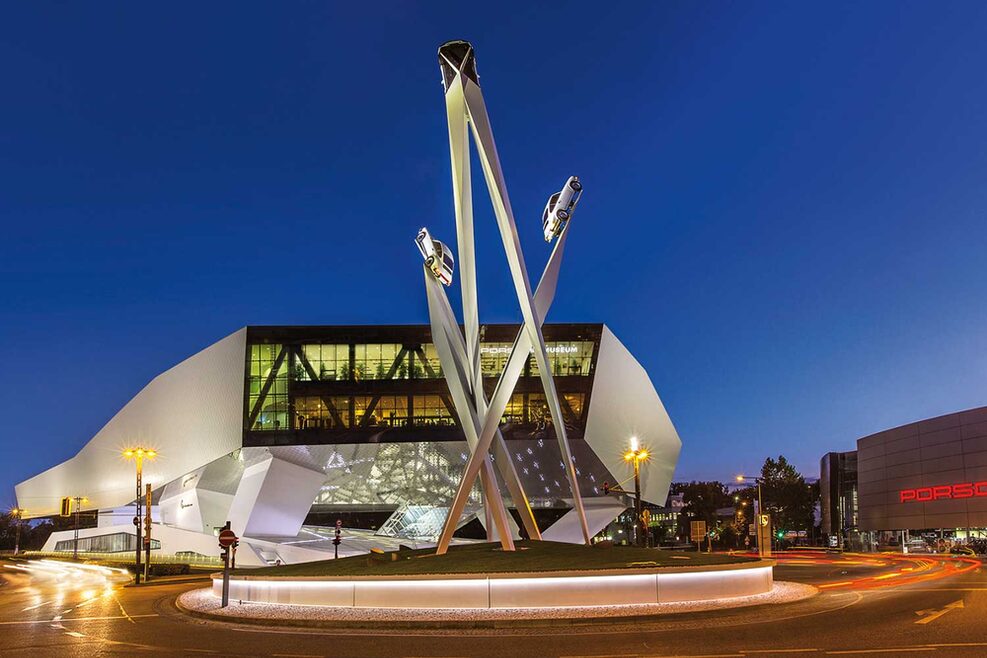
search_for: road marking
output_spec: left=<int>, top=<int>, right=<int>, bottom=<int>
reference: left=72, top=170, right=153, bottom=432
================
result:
left=915, top=600, right=964, bottom=625
left=743, top=651, right=819, bottom=654
left=926, top=643, right=987, bottom=648
left=0, top=613, right=159, bottom=625
left=826, top=649, right=936, bottom=654
left=21, top=600, right=54, bottom=611
left=885, top=588, right=987, bottom=591
left=819, top=582, right=854, bottom=589
left=64, top=631, right=85, bottom=638
left=639, top=654, right=742, bottom=658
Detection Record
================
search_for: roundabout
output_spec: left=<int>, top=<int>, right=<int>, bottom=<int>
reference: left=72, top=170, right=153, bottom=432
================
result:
left=176, top=541, right=809, bottom=625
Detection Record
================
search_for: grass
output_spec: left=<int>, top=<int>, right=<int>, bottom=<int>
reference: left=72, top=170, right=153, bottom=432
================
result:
left=237, top=541, right=758, bottom=578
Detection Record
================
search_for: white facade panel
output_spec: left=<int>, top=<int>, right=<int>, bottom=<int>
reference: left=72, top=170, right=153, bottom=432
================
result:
left=16, top=328, right=247, bottom=517
left=584, top=326, right=682, bottom=506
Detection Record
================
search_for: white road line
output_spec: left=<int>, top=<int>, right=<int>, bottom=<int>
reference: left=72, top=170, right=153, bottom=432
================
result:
left=826, top=649, right=936, bottom=655
left=0, top=613, right=159, bottom=625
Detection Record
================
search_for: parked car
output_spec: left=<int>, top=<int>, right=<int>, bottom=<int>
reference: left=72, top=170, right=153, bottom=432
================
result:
left=415, top=227, right=455, bottom=286
left=542, top=176, right=582, bottom=242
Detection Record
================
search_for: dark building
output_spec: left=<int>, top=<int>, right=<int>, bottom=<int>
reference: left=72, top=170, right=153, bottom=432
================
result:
left=821, top=406, right=987, bottom=550
left=820, top=451, right=858, bottom=547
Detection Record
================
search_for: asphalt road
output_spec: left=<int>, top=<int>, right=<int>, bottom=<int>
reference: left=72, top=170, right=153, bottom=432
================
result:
left=1, top=552, right=985, bottom=657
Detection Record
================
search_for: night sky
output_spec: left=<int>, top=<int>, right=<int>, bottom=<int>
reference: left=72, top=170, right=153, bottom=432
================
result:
left=4, top=3, right=987, bottom=508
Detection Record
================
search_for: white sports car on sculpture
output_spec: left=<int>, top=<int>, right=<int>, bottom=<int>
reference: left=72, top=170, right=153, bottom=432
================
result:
left=542, top=176, right=582, bottom=242
left=416, top=227, right=455, bottom=286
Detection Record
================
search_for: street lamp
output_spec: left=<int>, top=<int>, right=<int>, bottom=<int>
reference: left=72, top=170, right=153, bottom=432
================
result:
left=123, top=447, right=156, bottom=584
left=70, top=496, right=89, bottom=560
left=10, top=507, right=24, bottom=555
left=624, top=436, right=649, bottom=548
left=736, top=474, right=764, bottom=556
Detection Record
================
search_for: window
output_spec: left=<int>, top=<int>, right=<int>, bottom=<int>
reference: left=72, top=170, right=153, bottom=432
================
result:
left=354, top=344, right=405, bottom=380
left=563, top=393, right=585, bottom=422
left=299, top=344, right=349, bottom=381
left=247, top=344, right=288, bottom=431
left=55, top=533, right=160, bottom=554
left=420, top=344, right=443, bottom=378
left=479, top=342, right=513, bottom=377
left=355, top=395, right=409, bottom=427
left=501, top=393, right=525, bottom=424
left=529, top=341, right=594, bottom=376
left=413, top=395, right=456, bottom=426
left=294, top=396, right=350, bottom=429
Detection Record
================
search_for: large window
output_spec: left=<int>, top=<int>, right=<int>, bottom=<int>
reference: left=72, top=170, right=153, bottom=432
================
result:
left=247, top=344, right=288, bottom=431
left=479, top=342, right=513, bottom=377
left=298, top=344, right=349, bottom=381
left=419, top=344, right=443, bottom=378
left=355, top=395, right=409, bottom=427
left=412, top=395, right=456, bottom=426
left=501, top=393, right=525, bottom=424
left=294, top=396, right=350, bottom=429
left=354, top=344, right=405, bottom=380
left=529, top=341, right=594, bottom=377
left=55, top=533, right=160, bottom=554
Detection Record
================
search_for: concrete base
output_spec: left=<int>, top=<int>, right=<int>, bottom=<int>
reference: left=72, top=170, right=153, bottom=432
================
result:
left=212, top=561, right=774, bottom=609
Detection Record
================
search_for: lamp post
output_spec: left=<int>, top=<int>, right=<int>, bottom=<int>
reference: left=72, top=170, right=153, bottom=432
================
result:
left=10, top=508, right=24, bottom=555
left=123, top=448, right=156, bottom=584
left=736, top=475, right=764, bottom=556
left=624, top=437, right=650, bottom=548
left=71, top=496, right=88, bottom=560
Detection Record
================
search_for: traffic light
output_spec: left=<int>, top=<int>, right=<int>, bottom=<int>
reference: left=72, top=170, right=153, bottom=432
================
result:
left=776, top=530, right=785, bottom=540
left=60, top=497, right=72, bottom=517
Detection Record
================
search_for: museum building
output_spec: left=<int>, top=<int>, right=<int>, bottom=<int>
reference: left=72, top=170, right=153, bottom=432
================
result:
left=16, top=323, right=682, bottom=565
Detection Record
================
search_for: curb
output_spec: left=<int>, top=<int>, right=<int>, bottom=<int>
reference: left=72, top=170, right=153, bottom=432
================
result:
left=174, top=584, right=819, bottom=631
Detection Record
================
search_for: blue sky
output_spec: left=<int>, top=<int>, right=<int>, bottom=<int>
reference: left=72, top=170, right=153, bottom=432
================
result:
left=3, top=2, right=987, bottom=507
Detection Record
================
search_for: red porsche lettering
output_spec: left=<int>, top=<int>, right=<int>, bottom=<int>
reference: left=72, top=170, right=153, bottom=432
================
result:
left=953, top=482, right=974, bottom=498
left=900, top=481, right=987, bottom=502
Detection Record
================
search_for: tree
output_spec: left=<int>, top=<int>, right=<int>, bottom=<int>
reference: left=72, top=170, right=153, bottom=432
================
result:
left=759, top=455, right=816, bottom=534
left=673, top=480, right=731, bottom=541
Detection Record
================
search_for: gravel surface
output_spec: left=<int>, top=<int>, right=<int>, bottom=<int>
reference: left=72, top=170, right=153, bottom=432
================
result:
left=178, top=581, right=816, bottom=624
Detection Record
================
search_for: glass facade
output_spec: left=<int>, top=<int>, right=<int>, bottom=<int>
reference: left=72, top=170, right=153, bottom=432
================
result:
left=243, top=324, right=600, bottom=443
left=531, top=341, right=595, bottom=377
left=54, top=532, right=161, bottom=554
left=297, top=344, right=349, bottom=381
left=247, top=344, right=288, bottom=431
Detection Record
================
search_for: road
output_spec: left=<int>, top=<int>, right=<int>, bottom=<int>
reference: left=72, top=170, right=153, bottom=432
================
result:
left=1, top=552, right=985, bottom=657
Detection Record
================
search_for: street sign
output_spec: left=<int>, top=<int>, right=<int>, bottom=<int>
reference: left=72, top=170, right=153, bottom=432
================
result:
left=759, top=514, right=769, bottom=527
left=641, top=509, right=651, bottom=526
left=690, top=520, right=707, bottom=542
left=336, top=519, right=342, bottom=528
left=748, top=523, right=756, bottom=535
left=219, top=528, right=238, bottom=549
